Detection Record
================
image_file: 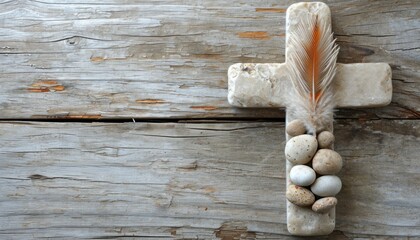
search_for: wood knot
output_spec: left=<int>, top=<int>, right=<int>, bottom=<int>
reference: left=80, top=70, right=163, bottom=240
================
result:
left=214, top=221, right=256, bottom=240
left=28, top=174, right=51, bottom=180
left=27, top=80, right=65, bottom=92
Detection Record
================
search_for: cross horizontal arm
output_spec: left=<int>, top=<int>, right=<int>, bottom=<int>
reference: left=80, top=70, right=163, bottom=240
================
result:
left=228, top=62, right=392, bottom=108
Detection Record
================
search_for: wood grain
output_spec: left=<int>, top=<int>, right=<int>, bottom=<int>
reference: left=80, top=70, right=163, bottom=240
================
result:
left=0, top=120, right=418, bottom=239
left=0, top=0, right=418, bottom=119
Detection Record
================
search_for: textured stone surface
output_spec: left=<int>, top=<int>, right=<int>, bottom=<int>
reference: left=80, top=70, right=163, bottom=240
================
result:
left=284, top=2, right=336, bottom=236
left=334, top=63, right=392, bottom=107
left=228, top=63, right=290, bottom=107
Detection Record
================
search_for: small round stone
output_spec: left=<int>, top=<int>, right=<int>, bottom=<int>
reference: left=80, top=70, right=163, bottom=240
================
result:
left=312, top=149, right=343, bottom=175
left=317, top=131, right=335, bottom=149
left=312, top=197, right=337, bottom=213
left=286, top=184, right=315, bottom=207
left=311, top=175, right=342, bottom=197
left=286, top=119, right=306, bottom=137
left=285, top=135, right=318, bottom=165
left=290, top=165, right=316, bottom=186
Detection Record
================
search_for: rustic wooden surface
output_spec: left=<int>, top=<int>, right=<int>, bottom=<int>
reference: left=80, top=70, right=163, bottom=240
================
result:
left=1, top=0, right=419, bottom=239
left=0, top=120, right=419, bottom=239
left=0, top=0, right=418, bottom=119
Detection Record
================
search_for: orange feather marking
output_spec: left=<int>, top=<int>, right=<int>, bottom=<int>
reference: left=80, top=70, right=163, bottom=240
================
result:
left=286, top=13, right=339, bottom=134
left=306, top=18, right=321, bottom=104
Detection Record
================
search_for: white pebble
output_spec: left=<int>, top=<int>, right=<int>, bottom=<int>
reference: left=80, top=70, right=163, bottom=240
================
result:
left=290, top=165, right=316, bottom=186
left=285, top=134, right=318, bottom=164
left=311, top=175, right=342, bottom=197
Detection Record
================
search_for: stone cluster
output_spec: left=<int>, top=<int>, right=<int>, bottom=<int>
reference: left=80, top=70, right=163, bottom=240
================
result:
left=285, top=119, right=342, bottom=213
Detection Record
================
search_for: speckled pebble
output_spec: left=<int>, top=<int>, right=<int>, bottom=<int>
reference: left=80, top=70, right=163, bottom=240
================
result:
left=312, top=149, right=343, bottom=175
left=317, top=131, right=335, bottom=149
left=285, top=135, right=318, bottom=165
left=286, top=184, right=315, bottom=207
left=290, top=165, right=316, bottom=186
left=311, top=175, right=342, bottom=197
left=286, top=119, right=306, bottom=137
left=312, top=197, right=337, bottom=213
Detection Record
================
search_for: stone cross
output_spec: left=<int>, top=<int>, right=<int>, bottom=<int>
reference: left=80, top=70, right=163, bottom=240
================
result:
left=227, top=2, right=392, bottom=236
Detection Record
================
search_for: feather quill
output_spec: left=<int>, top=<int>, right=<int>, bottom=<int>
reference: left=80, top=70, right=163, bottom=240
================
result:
left=287, top=14, right=339, bottom=135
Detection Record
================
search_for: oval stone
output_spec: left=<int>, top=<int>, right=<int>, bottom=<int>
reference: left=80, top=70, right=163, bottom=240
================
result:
left=286, top=184, right=315, bottom=207
left=312, top=197, right=337, bottom=213
left=285, top=135, right=318, bottom=164
left=290, top=165, right=316, bottom=186
left=286, top=119, right=306, bottom=137
left=317, top=131, right=335, bottom=149
left=311, top=175, right=342, bottom=197
left=312, top=149, right=343, bottom=175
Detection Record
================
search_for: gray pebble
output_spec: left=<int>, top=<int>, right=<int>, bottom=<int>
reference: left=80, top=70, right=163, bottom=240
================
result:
left=311, top=175, right=342, bottom=197
left=290, top=165, right=316, bottom=186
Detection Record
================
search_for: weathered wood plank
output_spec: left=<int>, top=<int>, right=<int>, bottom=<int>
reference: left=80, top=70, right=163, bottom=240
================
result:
left=0, top=0, right=418, bottom=119
left=0, top=120, right=418, bottom=238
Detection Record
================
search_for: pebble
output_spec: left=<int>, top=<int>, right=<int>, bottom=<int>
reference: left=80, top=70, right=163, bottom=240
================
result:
left=286, top=119, right=306, bottom=137
left=290, top=165, right=316, bottom=186
left=317, top=131, right=335, bottom=149
left=312, top=149, right=343, bottom=175
left=285, top=135, right=318, bottom=164
left=311, top=175, right=342, bottom=197
left=286, top=184, right=315, bottom=207
left=312, top=197, right=338, bottom=213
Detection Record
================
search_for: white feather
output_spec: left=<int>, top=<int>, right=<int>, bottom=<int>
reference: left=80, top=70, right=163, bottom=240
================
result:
left=286, top=13, right=339, bottom=135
